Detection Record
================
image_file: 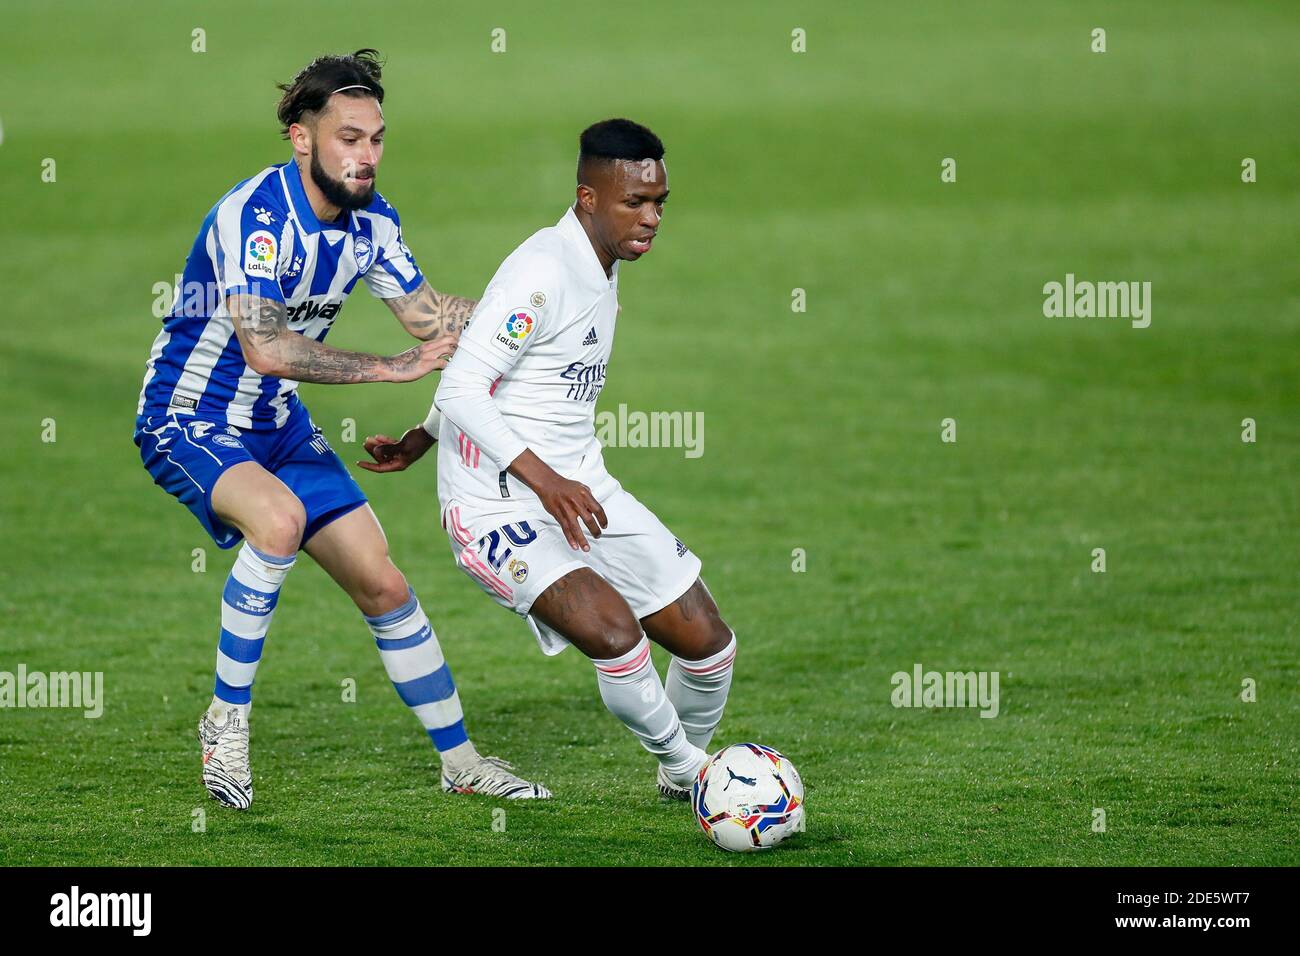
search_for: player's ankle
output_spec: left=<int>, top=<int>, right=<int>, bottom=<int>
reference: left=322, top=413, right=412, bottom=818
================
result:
left=663, top=746, right=708, bottom=787
left=207, top=697, right=250, bottom=723
left=439, top=739, right=480, bottom=774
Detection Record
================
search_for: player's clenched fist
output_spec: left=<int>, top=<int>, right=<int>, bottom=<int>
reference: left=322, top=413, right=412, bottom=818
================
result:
left=385, top=335, right=458, bottom=382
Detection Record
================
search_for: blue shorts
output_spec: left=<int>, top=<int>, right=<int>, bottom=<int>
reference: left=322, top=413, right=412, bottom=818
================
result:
left=134, top=404, right=367, bottom=550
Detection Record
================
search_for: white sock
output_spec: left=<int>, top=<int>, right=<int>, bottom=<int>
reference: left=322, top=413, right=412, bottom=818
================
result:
left=593, top=636, right=705, bottom=784
left=364, top=588, right=479, bottom=774
left=666, top=631, right=736, bottom=752
left=211, top=542, right=296, bottom=714
left=207, top=697, right=250, bottom=722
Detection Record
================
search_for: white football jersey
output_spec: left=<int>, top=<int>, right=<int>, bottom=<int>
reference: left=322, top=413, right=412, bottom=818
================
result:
left=437, top=207, right=622, bottom=514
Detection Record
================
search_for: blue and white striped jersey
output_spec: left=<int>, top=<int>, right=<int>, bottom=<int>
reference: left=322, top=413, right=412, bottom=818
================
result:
left=136, top=160, right=424, bottom=431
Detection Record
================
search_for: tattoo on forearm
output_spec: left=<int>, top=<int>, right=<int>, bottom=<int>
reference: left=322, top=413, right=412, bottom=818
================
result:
left=231, top=294, right=393, bottom=384
left=387, top=280, right=477, bottom=340
left=281, top=345, right=390, bottom=384
left=237, top=295, right=287, bottom=347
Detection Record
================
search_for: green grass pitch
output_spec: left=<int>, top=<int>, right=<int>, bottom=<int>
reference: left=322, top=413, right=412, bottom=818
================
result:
left=0, top=0, right=1296, bottom=865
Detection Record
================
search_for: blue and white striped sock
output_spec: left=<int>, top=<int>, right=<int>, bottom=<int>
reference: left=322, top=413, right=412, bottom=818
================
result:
left=210, top=542, right=296, bottom=715
left=366, top=589, right=477, bottom=771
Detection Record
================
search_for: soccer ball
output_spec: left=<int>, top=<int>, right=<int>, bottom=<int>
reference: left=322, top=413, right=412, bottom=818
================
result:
left=692, top=743, right=805, bottom=852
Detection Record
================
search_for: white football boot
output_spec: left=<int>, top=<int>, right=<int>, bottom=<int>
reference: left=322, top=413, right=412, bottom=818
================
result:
left=657, top=748, right=711, bottom=801
left=198, top=708, right=253, bottom=810
left=441, top=755, right=552, bottom=799
left=656, top=764, right=693, bottom=801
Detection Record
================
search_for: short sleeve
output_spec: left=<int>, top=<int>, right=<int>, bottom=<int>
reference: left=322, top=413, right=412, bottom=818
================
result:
left=213, top=190, right=288, bottom=304
left=363, top=200, right=425, bottom=299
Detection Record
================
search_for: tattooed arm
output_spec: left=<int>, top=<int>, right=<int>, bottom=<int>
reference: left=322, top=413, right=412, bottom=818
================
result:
left=382, top=280, right=477, bottom=342
left=228, top=293, right=458, bottom=384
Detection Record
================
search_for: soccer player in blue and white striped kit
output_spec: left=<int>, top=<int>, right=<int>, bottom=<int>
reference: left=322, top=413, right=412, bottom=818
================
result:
left=134, top=50, right=548, bottom=808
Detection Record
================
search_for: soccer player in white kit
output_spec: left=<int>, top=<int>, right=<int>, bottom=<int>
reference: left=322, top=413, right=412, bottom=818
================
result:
left=361, top=119, right=737, bottom=798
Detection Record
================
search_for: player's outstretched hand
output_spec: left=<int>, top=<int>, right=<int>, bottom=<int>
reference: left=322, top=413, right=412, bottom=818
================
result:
left=357, top=426, right=435, bottom=473
left=538, top=477, right=608, bottom=552
left=386, top=334, right=459, bottom=382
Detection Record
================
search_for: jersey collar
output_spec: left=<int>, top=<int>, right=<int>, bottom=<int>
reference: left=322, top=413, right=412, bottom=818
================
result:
left=281, top=159, right=353, bottom=237
left=559, top=206, right=618, bottom=290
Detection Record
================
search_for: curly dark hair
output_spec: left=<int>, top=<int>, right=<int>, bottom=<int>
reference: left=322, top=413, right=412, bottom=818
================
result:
left=276, top=48, right=385, bottom=138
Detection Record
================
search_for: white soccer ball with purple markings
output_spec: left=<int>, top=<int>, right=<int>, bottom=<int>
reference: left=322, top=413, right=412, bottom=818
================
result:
left=692, top=743, right=805, bottom=852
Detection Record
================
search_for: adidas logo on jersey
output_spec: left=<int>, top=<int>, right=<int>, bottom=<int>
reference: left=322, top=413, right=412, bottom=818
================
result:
left=582, top=327, right=598, bottom=346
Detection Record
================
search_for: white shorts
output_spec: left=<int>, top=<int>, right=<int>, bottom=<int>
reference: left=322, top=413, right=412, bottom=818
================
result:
left=441, top=488, right=702, bottom=655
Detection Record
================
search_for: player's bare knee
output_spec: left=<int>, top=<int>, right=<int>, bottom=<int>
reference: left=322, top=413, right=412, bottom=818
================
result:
left=595, top=616, right=644, bottom=660
left=675, top=619, right=732, bottom=661
left=587, top=596, right=644, bottom=660
left=684, top=582, right=733, bottom=657
left=362, top=564, right=410, bottom=617
left=703, top=617, right=734, bottom=657
left=252, top=499, right=306, bottom=555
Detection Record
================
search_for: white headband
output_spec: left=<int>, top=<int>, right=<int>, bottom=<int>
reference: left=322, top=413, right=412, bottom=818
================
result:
left=331, top=84, right=372, bottom=95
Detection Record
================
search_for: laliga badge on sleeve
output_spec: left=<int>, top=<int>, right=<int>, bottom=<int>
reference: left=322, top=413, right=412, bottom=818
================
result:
left=492, top=306, right=537, bottom=354
left=244, top=230, right=278, bottom=280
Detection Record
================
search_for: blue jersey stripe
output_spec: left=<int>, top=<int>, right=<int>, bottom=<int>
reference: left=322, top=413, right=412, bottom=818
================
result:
left=136, top=162, right=421, bottom=432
